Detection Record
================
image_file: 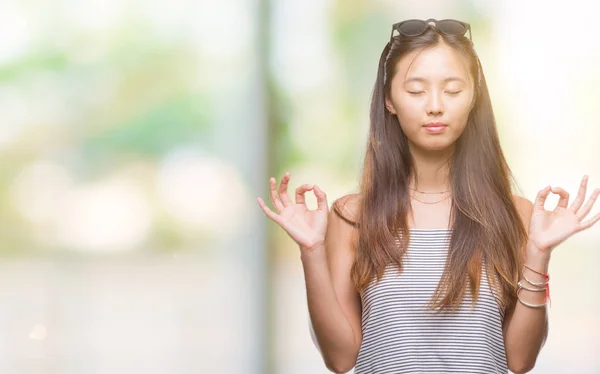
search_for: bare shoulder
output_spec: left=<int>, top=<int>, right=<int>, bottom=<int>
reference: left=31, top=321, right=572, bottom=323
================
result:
left=512, top=194, right=533, bottom=214
left=512, top=194, right=534, bottom=230
left=332, top=193, right=361, bottom=227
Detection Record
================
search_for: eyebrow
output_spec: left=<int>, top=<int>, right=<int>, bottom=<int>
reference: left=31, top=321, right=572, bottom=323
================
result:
left=404, top=76, right=466, bottom=84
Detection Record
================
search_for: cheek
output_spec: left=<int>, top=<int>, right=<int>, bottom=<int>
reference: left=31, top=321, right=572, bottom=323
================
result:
left=453, top=96, right=474, bottom=121
left=395, top=97, right=423, bottom=123
left=456, top=93, right=474, bottom=109
left=396, top=111, right=421, bottom=134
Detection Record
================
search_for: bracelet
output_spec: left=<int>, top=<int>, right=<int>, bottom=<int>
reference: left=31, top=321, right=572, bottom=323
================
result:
left=517, top=280, right=545, bottom=292
left=522, top=265, right=549, bottom=287
left=517, top=288, right=548, bottom=309
left=524, top=264, right=549, bottom=277
left=522, top=273, right=549, bottom=287
left=519, top=264, right=552, bottom=307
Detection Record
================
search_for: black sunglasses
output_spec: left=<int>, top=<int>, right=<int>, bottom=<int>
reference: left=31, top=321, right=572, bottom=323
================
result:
left=390, top=18, right=472, bottom=42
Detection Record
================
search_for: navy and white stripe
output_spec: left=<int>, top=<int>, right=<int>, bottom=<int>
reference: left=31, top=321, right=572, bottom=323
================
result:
left=354, top=229, right=508, bottom=373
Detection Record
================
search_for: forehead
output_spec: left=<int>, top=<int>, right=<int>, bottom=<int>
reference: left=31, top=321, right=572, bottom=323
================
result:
left=395, top=44, right=470, bottom=83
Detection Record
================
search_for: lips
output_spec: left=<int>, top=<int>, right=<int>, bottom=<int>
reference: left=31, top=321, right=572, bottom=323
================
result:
left=424, top=122, right=448, bottom=128
left=423, top=122, right=448, bottom=134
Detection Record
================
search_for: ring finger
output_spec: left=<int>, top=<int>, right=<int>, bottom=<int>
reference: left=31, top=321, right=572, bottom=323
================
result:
left=569, top=175, right=588, bottom=213
left=269, top=177, right=284, bottom=213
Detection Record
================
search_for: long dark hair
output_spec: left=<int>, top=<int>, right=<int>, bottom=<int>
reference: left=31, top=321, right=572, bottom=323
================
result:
left=334, top=26, right=527, bottom=313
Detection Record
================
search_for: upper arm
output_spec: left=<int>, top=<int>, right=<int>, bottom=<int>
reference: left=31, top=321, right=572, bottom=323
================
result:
left=325, top=194, right=363, bottom=351
left=512, top=194, right=534, bottom=233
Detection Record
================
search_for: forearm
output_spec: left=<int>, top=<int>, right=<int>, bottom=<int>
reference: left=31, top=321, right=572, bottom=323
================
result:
left=301, top=244, right=359, bottom=370
left=504, top=243, right=551, bottom=372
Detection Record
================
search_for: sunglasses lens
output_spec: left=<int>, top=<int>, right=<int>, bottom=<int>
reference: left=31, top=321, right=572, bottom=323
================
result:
left=397, top=20, right=427, bottom=36
left=437, top=20, right=467, bottom=35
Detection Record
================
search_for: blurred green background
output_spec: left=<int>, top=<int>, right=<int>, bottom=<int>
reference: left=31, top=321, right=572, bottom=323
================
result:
left=0, top=0, right=598, bottom=373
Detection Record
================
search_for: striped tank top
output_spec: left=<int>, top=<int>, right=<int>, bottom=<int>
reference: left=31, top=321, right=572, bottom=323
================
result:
left=354, top=229, right=508, bottom=373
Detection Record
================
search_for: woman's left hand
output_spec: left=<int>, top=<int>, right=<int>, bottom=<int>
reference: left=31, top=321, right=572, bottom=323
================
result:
left=528, top=175, right=600, bottom=255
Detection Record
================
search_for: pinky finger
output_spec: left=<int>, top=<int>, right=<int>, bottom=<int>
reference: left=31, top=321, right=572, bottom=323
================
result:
left=578, top=211, right=600, bottom=232
left=257, top=197, right=282, bottom=224
left=577, top=188, right=600, bottom=220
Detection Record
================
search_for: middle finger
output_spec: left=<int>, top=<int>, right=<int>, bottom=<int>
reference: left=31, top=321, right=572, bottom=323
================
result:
left=278, top=172, right=293, bottom=207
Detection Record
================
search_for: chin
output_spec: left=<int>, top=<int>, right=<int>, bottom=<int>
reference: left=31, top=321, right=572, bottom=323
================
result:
left=427, top=145, right=454, bottom=152
left=419, top=140, right=456, bottom=152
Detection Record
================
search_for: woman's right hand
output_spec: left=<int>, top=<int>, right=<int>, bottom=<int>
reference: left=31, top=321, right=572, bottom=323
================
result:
left=257, top=172, right=329, bottom=251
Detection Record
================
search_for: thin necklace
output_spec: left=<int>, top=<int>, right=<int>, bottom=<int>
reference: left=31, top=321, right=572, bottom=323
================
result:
left=409, top=193, right=451, bottom=204
left=409, top=186, right=451, bottom=194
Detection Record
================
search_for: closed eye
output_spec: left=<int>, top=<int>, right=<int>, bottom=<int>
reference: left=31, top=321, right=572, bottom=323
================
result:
left=446, top=91, right=462, bottom=95
left=408, top=91, right=424, bottom=95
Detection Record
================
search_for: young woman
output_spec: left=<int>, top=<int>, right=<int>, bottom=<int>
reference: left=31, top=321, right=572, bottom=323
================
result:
left=257, top=18, right=600, bottom=373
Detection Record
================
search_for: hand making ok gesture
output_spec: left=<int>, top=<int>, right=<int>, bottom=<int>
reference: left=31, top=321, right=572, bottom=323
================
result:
left=256, top=172, right=329, bottom=251
left=528, top=175, right=600, bottom=254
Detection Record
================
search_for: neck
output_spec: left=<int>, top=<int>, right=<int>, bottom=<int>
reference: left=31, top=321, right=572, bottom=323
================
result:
left=408, top=143, right=453, bottom=192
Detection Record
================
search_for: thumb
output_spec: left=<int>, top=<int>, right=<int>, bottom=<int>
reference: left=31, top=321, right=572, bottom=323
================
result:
left=314, top=185, right=328, bottom=212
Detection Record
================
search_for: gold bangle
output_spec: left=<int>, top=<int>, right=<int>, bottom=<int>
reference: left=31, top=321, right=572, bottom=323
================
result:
left=517, top=288, right=547, bottom=309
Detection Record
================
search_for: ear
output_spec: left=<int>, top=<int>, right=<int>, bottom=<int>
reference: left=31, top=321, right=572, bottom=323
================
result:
left=384, top=95, right=397, bottom=115
left=468, top=90, right=477, bottom=112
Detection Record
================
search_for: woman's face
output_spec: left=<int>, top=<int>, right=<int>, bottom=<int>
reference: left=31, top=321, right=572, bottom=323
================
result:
left=385, top=43, right=475, bottom=152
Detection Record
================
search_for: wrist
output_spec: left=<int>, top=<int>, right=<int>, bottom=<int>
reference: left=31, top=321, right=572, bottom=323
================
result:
left=300, top=240, right=325, bottom=252
left=524, top=243, right=551, bottom=274
left=300, top=241, right=326, bottom=262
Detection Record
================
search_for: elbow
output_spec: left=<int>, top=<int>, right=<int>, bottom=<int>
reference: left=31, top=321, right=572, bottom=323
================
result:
left=508, top=359, right=536, bottom=374
left=325, top=358, right=356, bottom=374
left=326, top=363, right=354, bottom=374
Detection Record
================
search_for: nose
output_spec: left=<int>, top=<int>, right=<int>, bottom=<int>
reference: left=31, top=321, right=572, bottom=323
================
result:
left=426, top=91, right=444, bottom=116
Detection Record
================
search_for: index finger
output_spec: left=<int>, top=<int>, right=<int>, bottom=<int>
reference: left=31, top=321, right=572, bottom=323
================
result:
left=534, top=185, right=552, bottom=210
left=296, top=184, right=314, bottom=205
left=550, top=186, right=570, bottom=210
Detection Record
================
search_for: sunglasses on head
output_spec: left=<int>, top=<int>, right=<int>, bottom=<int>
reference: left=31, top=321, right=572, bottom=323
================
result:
left=390, top=18, right=472, bottom=42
